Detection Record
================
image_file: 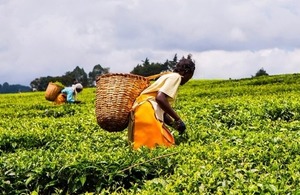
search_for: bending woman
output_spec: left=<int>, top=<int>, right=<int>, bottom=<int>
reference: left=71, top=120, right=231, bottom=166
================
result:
left=55, top=83, right=83, bottom=104
left=128, top=55, right=195, bottom=149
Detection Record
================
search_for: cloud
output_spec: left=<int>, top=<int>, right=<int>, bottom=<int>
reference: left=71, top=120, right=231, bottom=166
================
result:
left=0, top=0, right=300, bottom=85
left=195, top=48, right=300, bottom=79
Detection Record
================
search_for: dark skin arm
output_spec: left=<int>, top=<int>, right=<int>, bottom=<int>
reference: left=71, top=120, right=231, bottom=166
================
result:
left=163, top=113, right=173, bottom=126
left=156, top=91, right=181, bottom=123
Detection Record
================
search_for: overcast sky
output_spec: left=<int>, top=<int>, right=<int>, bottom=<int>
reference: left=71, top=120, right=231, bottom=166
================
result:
left=1, top=0, right=300, bottom=86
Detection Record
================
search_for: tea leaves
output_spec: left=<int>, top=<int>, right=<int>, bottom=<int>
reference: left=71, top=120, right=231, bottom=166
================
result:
left=1, top=74, right=300, bottom=194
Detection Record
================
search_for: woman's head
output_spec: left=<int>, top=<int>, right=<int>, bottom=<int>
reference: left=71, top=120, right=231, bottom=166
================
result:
left=72, top=83, right=83, bottom=93
left=174, top=54, right=195, bottom=85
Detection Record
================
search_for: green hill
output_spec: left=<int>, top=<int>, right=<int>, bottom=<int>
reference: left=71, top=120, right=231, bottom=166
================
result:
left=1, top=74, right=300, bottom=194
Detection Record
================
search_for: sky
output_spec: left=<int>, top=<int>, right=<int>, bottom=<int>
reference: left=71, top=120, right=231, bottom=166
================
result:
left=1, top=0, right=300, bottom=86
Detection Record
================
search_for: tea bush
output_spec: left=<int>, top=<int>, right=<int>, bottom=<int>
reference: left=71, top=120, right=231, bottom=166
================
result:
left=1, top=74, right=300, bottom=194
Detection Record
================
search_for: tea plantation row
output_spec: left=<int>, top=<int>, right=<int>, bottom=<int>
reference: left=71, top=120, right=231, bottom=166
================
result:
left=1, top=74, right=300, bottom=194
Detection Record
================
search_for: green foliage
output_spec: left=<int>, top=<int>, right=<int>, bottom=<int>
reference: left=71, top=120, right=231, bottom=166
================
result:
left=52, top=81, right=65, bottom=88
left=30, top=65, right=110, bottom=91
left=254, top=67, right=269, bottom=77
left=64, top=66, right=88, bottom=87
left=88, top=64, right=110, bottom=86
left=1, top=74, right=300, bottom=194
left=131, top=54, right=178, bottom=76
left=0, top=82, right=31, bottom=93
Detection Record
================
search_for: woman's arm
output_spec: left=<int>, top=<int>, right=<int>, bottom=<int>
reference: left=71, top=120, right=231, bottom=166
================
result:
left=163, top=113, right=173, bottom=126
left=156, top=91, right=180, bottom=121
left=156, top=90, right=186, bottom=133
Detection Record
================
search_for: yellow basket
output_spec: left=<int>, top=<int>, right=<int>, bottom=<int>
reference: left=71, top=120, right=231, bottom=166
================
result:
left=45, top=82, right=63, bottom=101
left=95, top=73, right=150, bottom=132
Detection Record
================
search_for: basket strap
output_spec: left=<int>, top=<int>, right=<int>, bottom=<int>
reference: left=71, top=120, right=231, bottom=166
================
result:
left=131, top=96, right=154, bottom=111
left=146, top=72, right=171, bottom=81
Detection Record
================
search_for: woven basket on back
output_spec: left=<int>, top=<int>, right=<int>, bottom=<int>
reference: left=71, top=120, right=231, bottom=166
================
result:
left=45, top=82, right=63, bottom=101
left=95, top=72, right=168, bottom=132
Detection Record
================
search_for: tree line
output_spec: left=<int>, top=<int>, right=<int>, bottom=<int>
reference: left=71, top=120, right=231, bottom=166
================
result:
left=0, top=83, right=31, bottom=93
left=29, top=54, right=179, bottom=91
left=29, top=65, right=110, bottom=91
left=0, top=54, right=178, bottom=93
left=1, top=54, right=269, bottom=93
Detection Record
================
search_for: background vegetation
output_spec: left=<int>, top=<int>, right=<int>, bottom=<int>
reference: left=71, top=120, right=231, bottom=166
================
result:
left=1, top=54, right=179, bottom=93
left=1, top=73, right=300, bottom=194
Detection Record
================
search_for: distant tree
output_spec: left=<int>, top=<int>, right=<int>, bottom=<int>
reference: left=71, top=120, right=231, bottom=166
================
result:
left=30, top=78, right=42, bottom=90
left=88, top=64, right=110, bottom=86
left=0, top=82, right=31, bottom=93
left=167, top=54, right=178, bottom=71
left=30, top=66, right=89, bottom=91
left=63, top=66, right=88, bottom=87
left=131, top=58, right=168, bottom=76
left=30, top=76, right=62, bottom=91
left=254, top=68, right=269, bottom=77
left=3, top=82, right=9, bottom=90
left=0, top=82, right=9, bottom=93
left=130, top=55, right=178, bottom=76
left=29, top=64, right=111, bottom=90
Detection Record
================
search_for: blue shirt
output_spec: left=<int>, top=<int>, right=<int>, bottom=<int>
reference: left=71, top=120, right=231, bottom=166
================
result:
left=61, top=87, right=76, bottom=103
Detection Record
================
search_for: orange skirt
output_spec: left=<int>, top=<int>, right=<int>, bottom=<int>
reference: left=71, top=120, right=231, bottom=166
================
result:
left=54, top=93, right=66, bottom=105
left=128, top=94, right=175, bottom=149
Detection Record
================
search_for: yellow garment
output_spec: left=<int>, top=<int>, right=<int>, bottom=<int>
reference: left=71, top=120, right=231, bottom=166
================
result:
left=128, top=73, right=182, bottom=149
left=128, top=93, right=175, bottom=149
left=54, top=93, right=66, bottom=105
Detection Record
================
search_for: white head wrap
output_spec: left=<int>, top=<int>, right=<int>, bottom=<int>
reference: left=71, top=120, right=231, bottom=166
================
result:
left=72, top=83, right=83, bottom=97
left=72, top=83, right=83, bottom=90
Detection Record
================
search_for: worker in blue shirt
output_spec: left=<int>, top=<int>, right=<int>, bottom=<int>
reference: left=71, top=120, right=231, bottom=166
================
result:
left=55, top=83, right=83, bottom=104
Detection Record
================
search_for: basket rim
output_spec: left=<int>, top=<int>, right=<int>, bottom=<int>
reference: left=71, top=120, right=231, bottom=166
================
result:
left=96, top=73, right=148, bottom=82
left=48, top=82, right=64, bottom=86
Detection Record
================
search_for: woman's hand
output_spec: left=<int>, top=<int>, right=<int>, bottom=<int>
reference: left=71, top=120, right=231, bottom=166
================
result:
left=173, top=119, right=186, bottom=134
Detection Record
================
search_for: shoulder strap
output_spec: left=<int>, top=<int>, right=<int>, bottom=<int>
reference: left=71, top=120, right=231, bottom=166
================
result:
left=145, top=72, right=171, bottom=81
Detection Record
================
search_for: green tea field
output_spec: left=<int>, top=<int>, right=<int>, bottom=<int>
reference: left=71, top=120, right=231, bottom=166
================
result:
left=1, top=74, right=300, bottom=194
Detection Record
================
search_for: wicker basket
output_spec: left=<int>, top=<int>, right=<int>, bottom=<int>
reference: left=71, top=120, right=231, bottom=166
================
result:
left=95, top=73, right=151, bottom=132
left=45, top=82, right=64, bottom=101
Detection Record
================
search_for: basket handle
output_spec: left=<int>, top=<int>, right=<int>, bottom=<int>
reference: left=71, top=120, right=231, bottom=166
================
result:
left=146, top=72, right=171, bottom=81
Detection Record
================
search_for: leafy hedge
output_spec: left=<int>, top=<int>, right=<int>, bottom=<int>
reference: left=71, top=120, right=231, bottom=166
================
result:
left=1, top=74, right=300, bottom=194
